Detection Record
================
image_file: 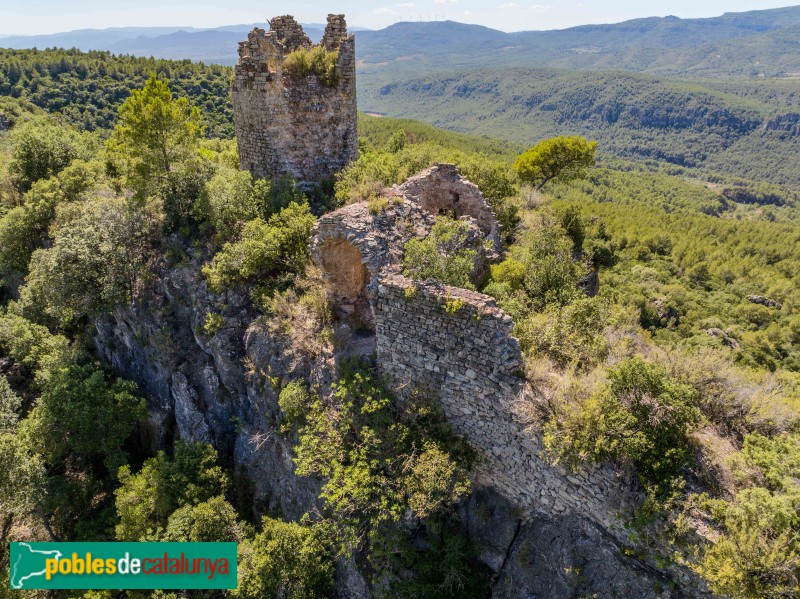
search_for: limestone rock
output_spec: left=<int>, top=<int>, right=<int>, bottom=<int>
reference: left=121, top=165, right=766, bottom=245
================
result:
left=746, top=294, right=782, bottom=309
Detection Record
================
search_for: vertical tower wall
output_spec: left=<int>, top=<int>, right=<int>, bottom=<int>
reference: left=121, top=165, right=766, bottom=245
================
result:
left=232, top=14, right=358, bottom=187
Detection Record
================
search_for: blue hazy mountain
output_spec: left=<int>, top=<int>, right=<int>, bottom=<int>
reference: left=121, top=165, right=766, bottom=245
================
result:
left=1, top=6, right=799, bottom=75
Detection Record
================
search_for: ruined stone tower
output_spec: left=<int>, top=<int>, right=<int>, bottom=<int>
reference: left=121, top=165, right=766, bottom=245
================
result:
left=232, top=15, right=357, bottom=187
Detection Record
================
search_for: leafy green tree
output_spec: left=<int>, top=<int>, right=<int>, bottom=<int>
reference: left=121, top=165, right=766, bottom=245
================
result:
left=23, top=195, right=162, bottom=325
left=115, top=442, right=228, bottom=541
left=164, top=496, right=245, bottom=542
left=8, top=116, right=91, bottom=191
left=106, top=74, right=204, bottom=222
left=403, top=217, right=479, bottom=290
left=514, top=136, right=597, bottom=190
left=0, top=160, right=102, bottom=292
left=0, top=432, right=46, bottom=544
left=386, top=129, right=407, bottom=154
left=234, top=518, right=334, bottom=599
left=197, top=167, right=259, bottom=243
left=202, top=200, right=315, bottom=293
left=20, top=360, right=146, bottom=475
left=0, top=376, right=20, bottom=434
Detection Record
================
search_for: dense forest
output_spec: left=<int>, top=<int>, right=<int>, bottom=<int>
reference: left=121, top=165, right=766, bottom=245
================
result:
left=360, top=67, right=800, bottom=189
left=0, top=48, right=233, bottom=136
left=0, top=46, right=799, bottom=598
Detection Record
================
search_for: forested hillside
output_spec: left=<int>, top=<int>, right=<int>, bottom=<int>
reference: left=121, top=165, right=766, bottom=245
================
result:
left=355, top=10, right=800, bottom=78
left=6, top=6, right=800, bottom=76
left=360, top=67, right=800, bottom=188
left=0, top=48, right=233, bottom=135
left=5, top=48, right=800, bottom=190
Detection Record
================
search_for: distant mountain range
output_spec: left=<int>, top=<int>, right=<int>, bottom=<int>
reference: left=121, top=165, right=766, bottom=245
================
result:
left=355, top=6, right=800, bottom=78
left=0, top=23, right=369, bottom=65
left=2, top=6, right=800, bottom=76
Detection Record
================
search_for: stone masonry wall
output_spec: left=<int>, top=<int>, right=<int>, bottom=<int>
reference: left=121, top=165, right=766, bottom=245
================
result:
left=375, top=273, right=636, bottom=533
left=398, top=163, right=501, bottom=252
left=232, top=14, right=357, bottom=186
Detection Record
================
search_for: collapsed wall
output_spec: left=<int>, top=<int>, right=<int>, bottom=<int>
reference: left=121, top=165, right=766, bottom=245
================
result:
left=232, top=14, right=358, bottom=186
left=374, top=274, right=634, bottom=531
left=399, top=163, right=502, bottom=253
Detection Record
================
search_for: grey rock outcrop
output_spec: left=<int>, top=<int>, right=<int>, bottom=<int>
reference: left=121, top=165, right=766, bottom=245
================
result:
left=463, top=487, right=678, bottom=599
left=746, top=294, right=782, bottom=309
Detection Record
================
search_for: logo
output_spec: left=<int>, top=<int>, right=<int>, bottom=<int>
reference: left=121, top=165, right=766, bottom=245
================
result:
left=9, top=542, right=237, bottom=590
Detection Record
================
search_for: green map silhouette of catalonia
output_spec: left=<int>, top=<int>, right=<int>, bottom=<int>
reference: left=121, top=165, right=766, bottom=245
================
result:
left=10, top=543, right=63, bottom=589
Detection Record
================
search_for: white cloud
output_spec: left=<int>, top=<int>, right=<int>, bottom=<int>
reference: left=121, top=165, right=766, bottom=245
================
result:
left=434, top=0, right=458, bottom=4
left=373, top=6, right=398, bottom=14
left=530, top=4, right=552, bottom=12
left=498, top=2, right=519, bottom=8
left=396, top=2, right=415, bottom=6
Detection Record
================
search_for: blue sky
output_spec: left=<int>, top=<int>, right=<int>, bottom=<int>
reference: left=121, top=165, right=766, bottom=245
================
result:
left=0, top=0, right=795, bottom=35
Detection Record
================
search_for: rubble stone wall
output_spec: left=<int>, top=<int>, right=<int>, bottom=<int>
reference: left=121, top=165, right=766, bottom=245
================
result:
left=232, top=14, right=357, bottom=186
left=374, top=273, right=635, bottom=532
left=399, top=163, right=501, bottom=251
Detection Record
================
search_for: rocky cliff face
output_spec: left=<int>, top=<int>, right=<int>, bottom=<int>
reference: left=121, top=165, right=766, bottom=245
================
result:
left=91, top=252, right=706, bottom=598
left=92, top=255, right=324, bottom=522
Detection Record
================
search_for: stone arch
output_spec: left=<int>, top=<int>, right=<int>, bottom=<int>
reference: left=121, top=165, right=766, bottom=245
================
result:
left=319, top=237, right=373, bottom=329
left=320, top=237, right=368, bottom=301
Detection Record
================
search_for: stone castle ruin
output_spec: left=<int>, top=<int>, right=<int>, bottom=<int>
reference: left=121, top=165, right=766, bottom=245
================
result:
left=309, top=165, right=635, bottom=538
left=232, top=15, right=357, bottom=186
left=230, top=17, right=703, bottom=593
left=229, top=12, right=637, bottom=539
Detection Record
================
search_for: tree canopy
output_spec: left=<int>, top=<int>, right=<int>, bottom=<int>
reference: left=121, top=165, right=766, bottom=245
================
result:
left=513, top=135, right=597, bottom=190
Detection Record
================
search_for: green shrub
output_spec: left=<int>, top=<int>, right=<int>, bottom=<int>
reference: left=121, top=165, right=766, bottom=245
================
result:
left=202, top=200, right=315, bottom=293
left=283, top=46, right=338, bottom=86
left=197, top=167, right=258, bottom=243
left=520, top=225, right=581, bottom=310
left=517, top=296, right=608, bottom=368
left=202, top=312, right=225, bottom=336
left=489, top=258, right=525, bottom=291
left=279, top=381, right=309, bottom=430
left=443, top=296, right=465, bottom=314
left=697, top=433, right=800, bottom=598
left=367, top=196, right=389, bottom=214
left=544, top=357, right=701, bottom=494
left=403, top=217, right=478, bottom=290
left=294, top=358, right=472, bottom=558
left=556, top=204, right=585, bottom=252
left=234, top=517, right=334, bottom=599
